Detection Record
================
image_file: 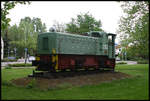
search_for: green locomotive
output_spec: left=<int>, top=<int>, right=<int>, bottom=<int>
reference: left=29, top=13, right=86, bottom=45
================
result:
left=32, top=31, right=116, bottom=72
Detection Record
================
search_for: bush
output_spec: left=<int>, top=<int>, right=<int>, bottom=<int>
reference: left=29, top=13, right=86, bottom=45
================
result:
left=116, top=62, right=127, bottom=64
left=2, top=58, right=17, bottom=62
left=8, top=63, right=32, bottom=67
left=137, top=60, right=149, bottom=64
left=4, top=66, right=12, bottom=69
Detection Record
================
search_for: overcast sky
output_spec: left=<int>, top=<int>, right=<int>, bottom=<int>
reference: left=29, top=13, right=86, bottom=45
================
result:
left=6, top=1, right=124, bottom=43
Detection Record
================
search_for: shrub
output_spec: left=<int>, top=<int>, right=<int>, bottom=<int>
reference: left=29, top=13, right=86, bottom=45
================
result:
left=116, top=62, right=127, bottom=65
left=137, top=60, right=149, bottom=64
left=4, top=66, right=12, bottom=69
left=8, top=63, right=32, bottom=67
left=2, top=58, right=17, bottom=62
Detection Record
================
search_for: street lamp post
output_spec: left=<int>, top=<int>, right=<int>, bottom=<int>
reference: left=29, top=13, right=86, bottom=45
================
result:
left=8, top=47, right=9, bottom=57
left=24, top=23, right=27, bottom=64
left=122, top=52, right=123, bottom=61
left=14, top=47, right=17, bottom=57
left=25, top=48, right=27, bottom=64
left=125, top=52, right=127, bottom=61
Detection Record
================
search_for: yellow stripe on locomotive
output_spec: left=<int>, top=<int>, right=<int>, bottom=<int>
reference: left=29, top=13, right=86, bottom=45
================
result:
left=36, top=56, right=40, bottom=61
left=52, top=48, right=58, bottom=70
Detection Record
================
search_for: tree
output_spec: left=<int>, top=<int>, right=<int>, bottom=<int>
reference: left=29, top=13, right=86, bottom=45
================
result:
left=32, top=17, right=47, bottom=33
left=52, top=20, right=66, bottom=32
left=117, top=1, right=149, bottom=60
left=6, top=17, right=47, bottom=57
left=65, top=12, right=104, bottom=34
left=1, top=1, right=30, bottom=57
left=1, top=1, right=30, bottom=32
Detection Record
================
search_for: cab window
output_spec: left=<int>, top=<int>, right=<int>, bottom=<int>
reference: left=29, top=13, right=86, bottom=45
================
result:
left=91, top=32, right=101, bottom=37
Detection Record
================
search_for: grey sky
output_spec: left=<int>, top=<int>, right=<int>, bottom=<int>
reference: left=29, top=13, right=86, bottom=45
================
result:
left=6, top=1, right=124, bottom=43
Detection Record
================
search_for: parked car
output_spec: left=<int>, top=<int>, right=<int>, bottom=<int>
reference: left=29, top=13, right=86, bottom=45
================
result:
left=28, top=56, right=35, bottom=62
left=7, top=57, right=16, bottom=60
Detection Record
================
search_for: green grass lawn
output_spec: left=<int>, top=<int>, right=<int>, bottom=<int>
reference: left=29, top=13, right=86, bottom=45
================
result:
left=1, top=64, right=149, bottom=100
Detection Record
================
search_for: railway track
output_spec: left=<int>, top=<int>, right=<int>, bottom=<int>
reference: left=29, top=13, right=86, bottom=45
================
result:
left=28, top=69, right=115, bottom=79
left=28, top=67, right=145, bottom=79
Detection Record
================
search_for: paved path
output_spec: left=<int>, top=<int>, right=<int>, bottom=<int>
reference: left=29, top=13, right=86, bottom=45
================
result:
left=1, top=61, right=137, bottom=69
left=1, top=61, right=31, bottom=66
left=1, top=61, right=32, bottom=69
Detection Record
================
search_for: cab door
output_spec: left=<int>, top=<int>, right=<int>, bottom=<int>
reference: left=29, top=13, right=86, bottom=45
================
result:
left=108, top=34, right=116, bottom=59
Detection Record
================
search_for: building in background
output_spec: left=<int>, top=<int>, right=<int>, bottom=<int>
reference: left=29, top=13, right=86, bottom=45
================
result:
left=115, top=44, right=121, bottom=60
left=115, top=44, right=128, bottom=61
